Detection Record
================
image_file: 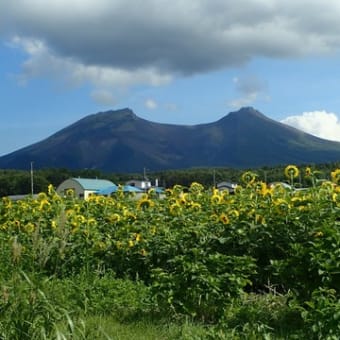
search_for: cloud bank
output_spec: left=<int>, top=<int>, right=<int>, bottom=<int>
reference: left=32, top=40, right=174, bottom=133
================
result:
left=281, top=111, right=340, bottom=142
left=3, top=1, right=340, bottom=93
left=229, top=75, right=268, bottom=108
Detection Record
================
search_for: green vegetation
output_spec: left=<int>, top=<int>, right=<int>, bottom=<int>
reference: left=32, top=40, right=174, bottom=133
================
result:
left=1, top=161, right=340, bottom=197
left=1, top=165, right=340, bottom=338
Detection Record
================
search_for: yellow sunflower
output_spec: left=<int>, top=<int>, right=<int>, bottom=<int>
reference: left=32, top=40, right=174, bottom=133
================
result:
left=137, top=198, right=155, bottom=210
left=284, top=165, right=299, bottom=179
left=189, top=182, right=204, bottom=193
left=228, top=209, right=240, bottom=219
left=273, top=198, right=291, bottom=214
left=109, top=213, right=121, bottom=223
left=211, top=193, right=222, bottom=204
left=331, top=169, right=340, bottom=185
left=169, top=202, right=182, bottom=215
left=241, top=171, right=257, bottom=185
left=255, top=181, right=268, bottom=196
left=190, top=202, right=202, bottom=211
left=219, top=213, right=229, bottom=224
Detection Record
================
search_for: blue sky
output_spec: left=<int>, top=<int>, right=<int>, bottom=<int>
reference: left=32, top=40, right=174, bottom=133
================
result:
left=2, top=0, right=340, bottom=157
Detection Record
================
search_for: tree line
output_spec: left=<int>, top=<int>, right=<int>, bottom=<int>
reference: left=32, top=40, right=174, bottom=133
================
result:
left=0, top=162, right=339, bottom=197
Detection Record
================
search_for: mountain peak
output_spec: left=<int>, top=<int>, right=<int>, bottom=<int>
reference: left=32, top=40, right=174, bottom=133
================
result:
left=96, top=108, right=137, bottom=120
left=1, top=107, right=340, bottom=172
left=217, top=107, right=267, bottom=123
left=230, top=106, right=266, bottom=118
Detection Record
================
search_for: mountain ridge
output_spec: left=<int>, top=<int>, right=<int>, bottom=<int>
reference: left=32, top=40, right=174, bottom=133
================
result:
left=1, top=107, right=340, bottom=172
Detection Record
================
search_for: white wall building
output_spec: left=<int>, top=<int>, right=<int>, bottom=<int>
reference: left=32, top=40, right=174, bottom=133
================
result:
left=125, top=179, right=152, bottom=190
left=56, top=178, right=115, bottom=199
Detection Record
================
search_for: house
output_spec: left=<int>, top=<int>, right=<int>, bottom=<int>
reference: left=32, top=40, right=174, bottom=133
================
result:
left=125, top=179, right=152, bottom=191
left=216, top=181, right=237, bottom=193
left=95, top=184, right=143, bottom=196
left=56, top=178, right=115, bottom=199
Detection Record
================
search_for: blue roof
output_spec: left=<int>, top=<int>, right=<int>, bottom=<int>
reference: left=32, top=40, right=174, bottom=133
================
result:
left=72, top=178, right=115, bottom=190
left=96, top=185, right=143, bottom=195
left=96, top=185, right=118, bottom=195
left=123, top=185, right=143, bottom=192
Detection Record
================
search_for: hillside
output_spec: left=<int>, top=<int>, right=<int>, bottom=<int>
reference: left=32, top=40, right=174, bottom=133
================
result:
left=0, top=107, right=340, bottom=172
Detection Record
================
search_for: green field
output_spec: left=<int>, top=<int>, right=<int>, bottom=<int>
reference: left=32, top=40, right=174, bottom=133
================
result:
left=1, top=165, right=340, bottom=339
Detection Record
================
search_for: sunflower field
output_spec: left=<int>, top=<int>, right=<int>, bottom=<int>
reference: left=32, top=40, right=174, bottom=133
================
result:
left=1, top=166, right=340, bottom=338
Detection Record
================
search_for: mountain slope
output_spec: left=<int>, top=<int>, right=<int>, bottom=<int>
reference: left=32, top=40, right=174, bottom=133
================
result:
left=1, top=107, right=340, bottom=172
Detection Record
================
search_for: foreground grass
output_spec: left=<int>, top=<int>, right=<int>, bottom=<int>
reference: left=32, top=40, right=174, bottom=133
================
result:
left=60, top=316, right=208, bottom=340
left=60, top=311, right=303, bottom=340
left=0, top=271, right=305, bottom=339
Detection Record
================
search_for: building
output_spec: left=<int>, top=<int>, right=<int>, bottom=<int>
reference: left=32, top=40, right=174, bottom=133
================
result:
left=125, top=179, right=152, bottom=191
left=216, top=181, right=237, bottom=193
left=56, top=178, right=115, bottom=199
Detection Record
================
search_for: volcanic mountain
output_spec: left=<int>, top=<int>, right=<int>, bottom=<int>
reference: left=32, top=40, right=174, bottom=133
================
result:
left=1, top=107, right=340, bottom=172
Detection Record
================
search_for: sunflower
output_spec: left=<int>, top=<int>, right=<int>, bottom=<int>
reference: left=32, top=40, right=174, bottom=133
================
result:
left=39, top=199, right=51, bottom=211
left=211, top=193, right=222, bottom=204
left=219, top=213, right=229, bottom=224
left=123, top=209, right=137, bottom=221
left=305, top=167, right=312, bottom=177
left=255, top=214, right=266, bottom=225
left=320, top=180, right=334, bottom=190
left=255, top=181, right=268, bottom=196
left=189, top=182, right=204, bottom=193
left=165, top=188, right=173, bottom=197
left=178, top=193, right=188, bottom=205
left=332, top=192, right=339, bottom=203
left=241, top=171, right=257, bottom=185
left=314, top=231, right=323, bottom=238
left=37, top=192, right=48, bottom=200
left=169, top=202, right=182, bottom=215
left=109, top=213, right=121, bottom=223
left=273, top=198, right=291, bottom=214
left=134, top=233, right=142, bottom=242
left=210, top=214, right=219, bottom=223
left=234, top=185, right=243, bottom=194
left=228, top=209, right=240, bottom=219
left=137, top=198, right=155, bottom=210
left=190, top=202, right=202, bottom=211
left=331, top=169, right=340, bottom=185
left=66, top=188, right=75, bottom=197
left=47, top=184, right=55, bottom=196
left=284, top=165, right=299, bottom=179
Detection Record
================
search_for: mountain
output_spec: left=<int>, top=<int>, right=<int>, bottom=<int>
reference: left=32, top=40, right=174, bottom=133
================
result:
left=1, top=107, right=340, bottom=172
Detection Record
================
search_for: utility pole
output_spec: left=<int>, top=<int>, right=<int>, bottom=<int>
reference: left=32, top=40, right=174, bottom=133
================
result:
left=30, top=161, right=34, bottom=195
left=143, top=167, right=149, bottom=181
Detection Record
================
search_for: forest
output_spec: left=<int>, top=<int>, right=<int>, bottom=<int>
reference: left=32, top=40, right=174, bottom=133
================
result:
left=0, top=162, right=339, bottom=197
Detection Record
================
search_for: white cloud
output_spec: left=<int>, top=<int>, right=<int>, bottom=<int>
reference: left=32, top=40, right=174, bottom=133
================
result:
left=281, top=110, right=340, bottom=141
left=229, top=75, right=269, bottom=108
left=145, top=99, right=158, bottom=110
left=12, top=36, right=172, bottom=91
left=229, top=93, right=258, bottom=109
left=90, top=90, right=116, bottom=106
